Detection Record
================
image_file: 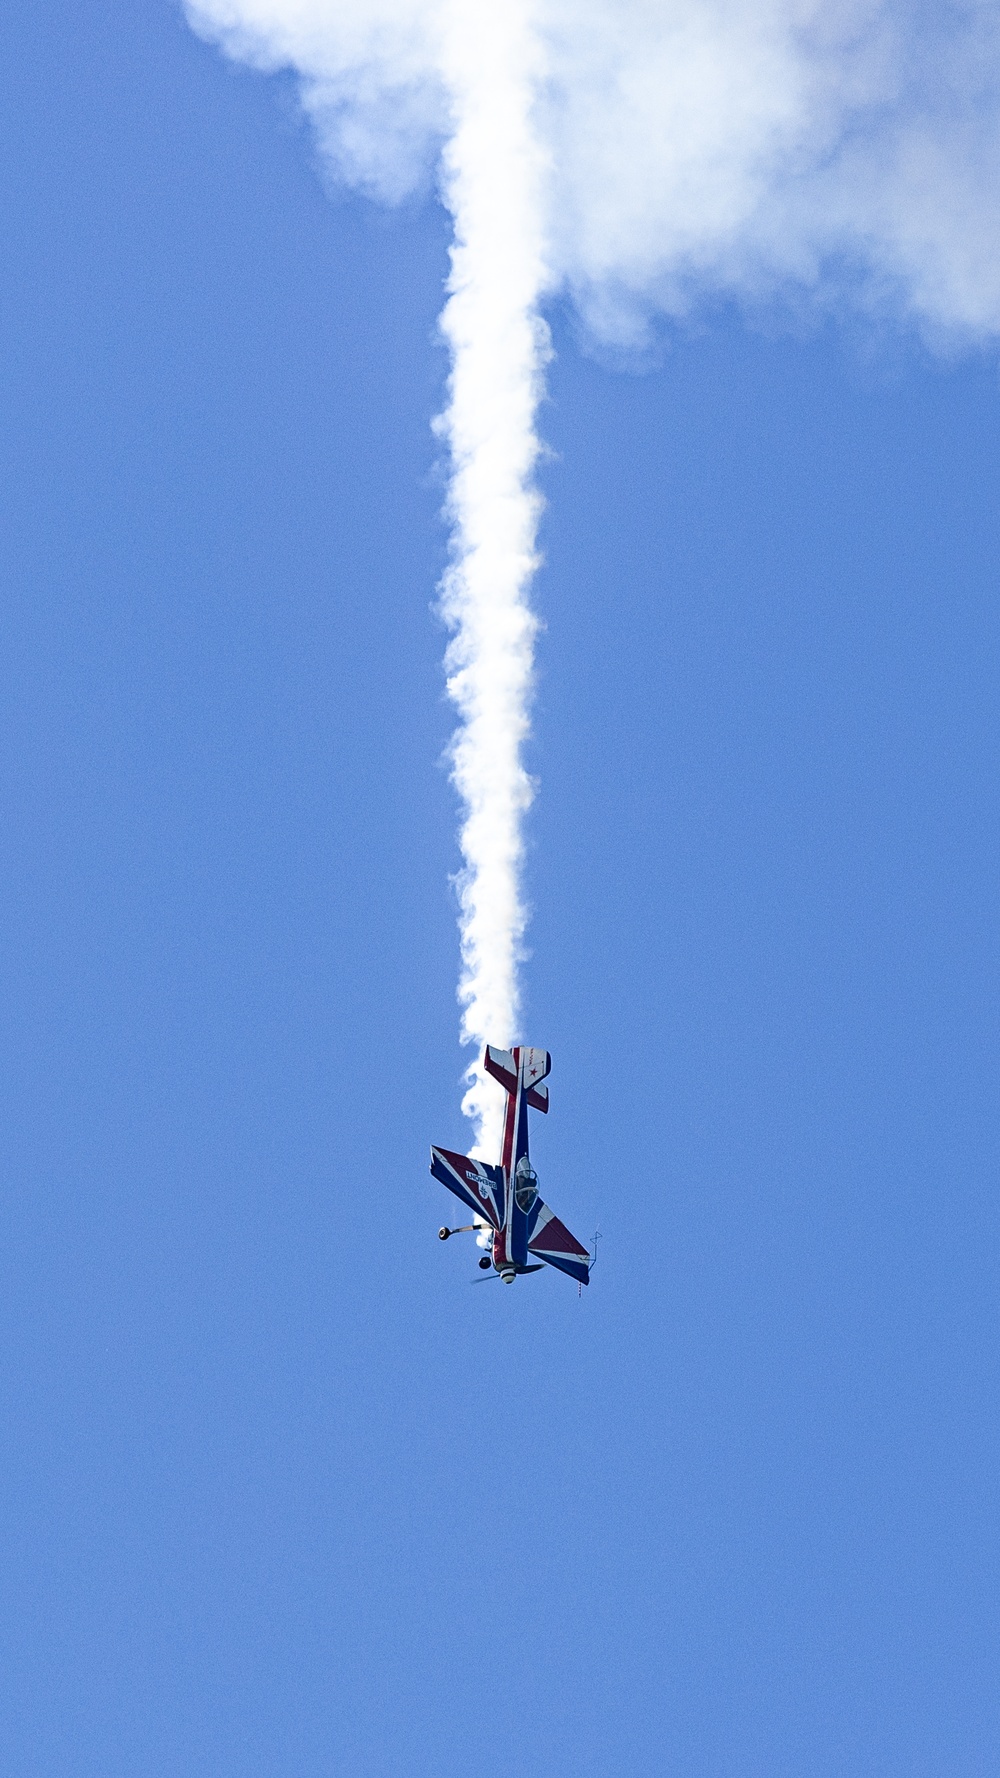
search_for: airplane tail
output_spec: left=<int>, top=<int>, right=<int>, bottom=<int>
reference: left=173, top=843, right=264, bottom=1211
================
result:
left=484, top=1045, right=550, bottom=1112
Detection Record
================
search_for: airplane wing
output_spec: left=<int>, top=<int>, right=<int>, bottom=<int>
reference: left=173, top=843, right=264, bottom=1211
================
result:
left=527, top=1202, right=591, bottom=1285
left=430, top=1147, right=505, bottom=1230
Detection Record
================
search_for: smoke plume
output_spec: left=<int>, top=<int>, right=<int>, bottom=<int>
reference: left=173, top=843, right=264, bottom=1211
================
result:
left=434, top=6, right=550, bottom=1145
left=185, top=0, right=1000, bottom=1143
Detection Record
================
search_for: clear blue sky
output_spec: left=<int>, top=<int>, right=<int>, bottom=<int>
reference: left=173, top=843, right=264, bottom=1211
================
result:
left=2, top=4, right=999, bottom=1774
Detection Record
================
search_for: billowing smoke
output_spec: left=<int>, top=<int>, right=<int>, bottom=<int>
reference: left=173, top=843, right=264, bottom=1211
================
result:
left=185, top=0, right=1000, bottom=1144
left=434, top=7, right=551, bottom=1146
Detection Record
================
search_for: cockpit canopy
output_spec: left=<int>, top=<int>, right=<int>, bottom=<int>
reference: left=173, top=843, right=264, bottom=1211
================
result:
left=514, top=1157, right=538, bottom=1212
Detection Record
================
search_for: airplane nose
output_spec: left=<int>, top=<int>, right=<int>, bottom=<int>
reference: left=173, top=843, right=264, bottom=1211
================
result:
left=500, top=1269, right=516, bottom=1284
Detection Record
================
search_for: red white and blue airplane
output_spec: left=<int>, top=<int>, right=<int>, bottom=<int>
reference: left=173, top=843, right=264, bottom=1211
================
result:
left=431, top=1045, right=591, bottom=1286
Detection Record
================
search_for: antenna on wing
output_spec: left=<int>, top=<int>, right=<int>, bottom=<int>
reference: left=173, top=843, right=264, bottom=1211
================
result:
left=579, top=1227, right=602, bottom=1297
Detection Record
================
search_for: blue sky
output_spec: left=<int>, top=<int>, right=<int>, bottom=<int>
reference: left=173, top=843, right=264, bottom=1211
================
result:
left=1, top=3, right=999, bottom=1774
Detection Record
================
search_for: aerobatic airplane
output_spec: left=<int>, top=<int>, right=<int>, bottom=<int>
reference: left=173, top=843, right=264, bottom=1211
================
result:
left=431, top=1046, right=591, bottom=1285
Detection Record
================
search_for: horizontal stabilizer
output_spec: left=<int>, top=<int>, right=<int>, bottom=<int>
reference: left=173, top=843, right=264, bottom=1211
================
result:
left=520, top=1048, right=551, bottom=1089
left=484, top=1046, right=517, bottom=1094
left=483, top=1045, right=550, bottom=1111
left=521, top=1047, right=550, bottom=1112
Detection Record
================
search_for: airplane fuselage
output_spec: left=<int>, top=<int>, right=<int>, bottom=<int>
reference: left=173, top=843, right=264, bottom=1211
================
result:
left=491, top=1054, right=537, bottom=1278
left=430, top=1045, right=591, bottom=1286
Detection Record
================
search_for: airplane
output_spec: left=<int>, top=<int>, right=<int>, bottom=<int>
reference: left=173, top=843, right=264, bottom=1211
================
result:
left=430, top=1045, right=591, bottom=1286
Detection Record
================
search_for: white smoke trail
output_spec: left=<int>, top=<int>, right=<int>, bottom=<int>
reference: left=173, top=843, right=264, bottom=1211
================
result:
left=434, top=3, right=549, bottom=1152
left=186, top=0, right=1000, bottom=1148
left=187, top=0, right=552, bottom=1153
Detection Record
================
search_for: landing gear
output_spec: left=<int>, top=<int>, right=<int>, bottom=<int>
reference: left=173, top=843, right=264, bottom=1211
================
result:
left=438, top=1227, right=451, bottom=1241
left=478, top=1256, right=492, bottom=1270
